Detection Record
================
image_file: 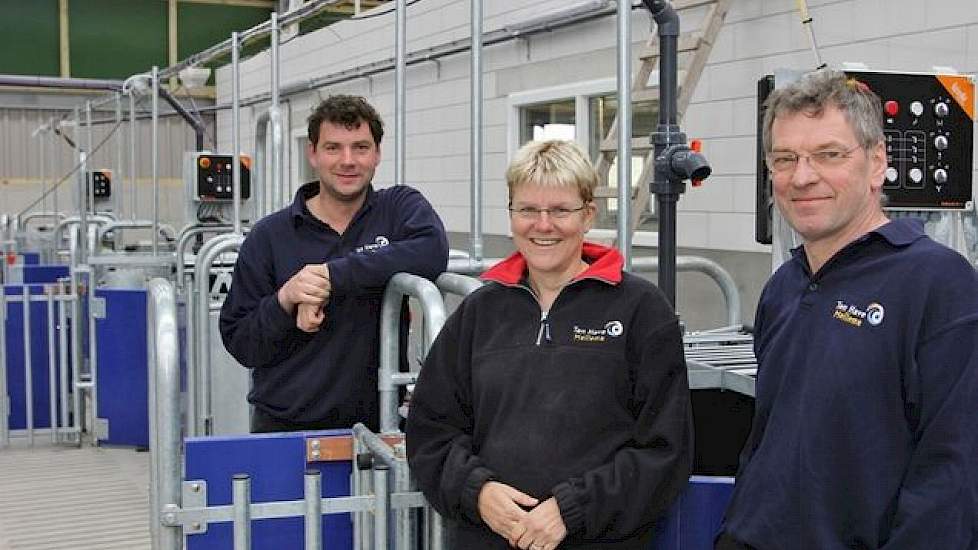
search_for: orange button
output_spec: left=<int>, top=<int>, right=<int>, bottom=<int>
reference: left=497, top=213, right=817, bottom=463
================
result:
left=198, top=156, right=212, bottom=169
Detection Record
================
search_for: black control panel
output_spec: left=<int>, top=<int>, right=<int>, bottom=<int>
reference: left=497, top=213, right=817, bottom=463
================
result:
left=89, top=169, right=112, bottom=198
left=755, top=71, right=975, bottom=245
left=195, top=154, right=251, bottom=201
left=867, top=71, right=974, bottom=209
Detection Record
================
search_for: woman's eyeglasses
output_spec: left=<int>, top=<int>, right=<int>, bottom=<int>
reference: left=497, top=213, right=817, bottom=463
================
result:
left=508, top=204, right=588, bottom=220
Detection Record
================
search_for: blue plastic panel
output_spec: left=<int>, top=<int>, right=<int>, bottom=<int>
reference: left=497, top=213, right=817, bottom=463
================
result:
left=21, top=252, right=40, bottom=265
left=3, top=284, right=59, bottom=430
left=94, top=288, right=148, bottom=447
left=23, top=264, right=69, bottom=284
left=650, top=476, right=735, bottom=549
left=185, top=430, right=353, bottom=549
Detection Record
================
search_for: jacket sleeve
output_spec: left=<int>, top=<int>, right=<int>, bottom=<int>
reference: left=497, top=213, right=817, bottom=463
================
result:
left=551, top=295, right=694, bottom=540
left=405, top=307, right=497, bottom=526
left=327, top=187, right=449, bottom=295
left=218, top=228, right=305, bottom=369
left=881, top=310, right=978, bottom=549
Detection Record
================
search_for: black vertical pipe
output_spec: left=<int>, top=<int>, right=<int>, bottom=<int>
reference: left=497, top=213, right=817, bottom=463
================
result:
left=158, top=88, right=206, bottom=151
left=650, top=1, right=681, bottom=308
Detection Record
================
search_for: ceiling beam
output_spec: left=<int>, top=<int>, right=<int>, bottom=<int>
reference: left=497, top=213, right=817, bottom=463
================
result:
left=59, top=0, right=70, bottom=78
left=175, top=0, right=276, bottom=8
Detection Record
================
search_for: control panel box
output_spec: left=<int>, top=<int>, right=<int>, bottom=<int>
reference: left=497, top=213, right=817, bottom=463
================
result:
left=88, top=169, right=112, bottom=199
left=756, top=70, right=975, bottom=244
left=185, top=152, right=252, bottom=202
left=183, top=152, right=253, bottom=223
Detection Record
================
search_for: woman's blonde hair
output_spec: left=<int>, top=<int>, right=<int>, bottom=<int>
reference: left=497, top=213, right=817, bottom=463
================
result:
left=505, top=140, right=598, bottom=204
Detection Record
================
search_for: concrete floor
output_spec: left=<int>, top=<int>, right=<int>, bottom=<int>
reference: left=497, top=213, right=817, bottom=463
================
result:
left=0, top=441, right=151, bottom=550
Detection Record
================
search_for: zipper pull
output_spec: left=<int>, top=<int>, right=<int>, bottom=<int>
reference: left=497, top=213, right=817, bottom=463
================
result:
left=535, top=311, right=552, bottom=346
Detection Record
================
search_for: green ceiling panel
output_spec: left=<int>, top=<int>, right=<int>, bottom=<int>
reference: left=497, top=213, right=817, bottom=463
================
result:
left=69, top=0, right=167, bottom=79
left=0, top=0, right=60, bottom=77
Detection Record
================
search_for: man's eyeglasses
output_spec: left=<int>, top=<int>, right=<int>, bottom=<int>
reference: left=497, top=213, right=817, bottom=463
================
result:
left=508, top=204, right=588, bottom=220
left=765, top=145, right=862, bottom=174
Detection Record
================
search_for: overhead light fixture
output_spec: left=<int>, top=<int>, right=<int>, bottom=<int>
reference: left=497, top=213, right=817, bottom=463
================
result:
left=179, top=66, right=212, bottom=91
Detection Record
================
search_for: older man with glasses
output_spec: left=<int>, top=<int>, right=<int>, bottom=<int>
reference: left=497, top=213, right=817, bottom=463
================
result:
left=715, top=69, right=978, bottom=549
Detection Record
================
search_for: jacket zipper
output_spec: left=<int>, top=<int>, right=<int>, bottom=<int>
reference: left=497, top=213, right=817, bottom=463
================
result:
left=510, top=279, right=589, bottom=347
left=535, top=311, right=552, bottom=346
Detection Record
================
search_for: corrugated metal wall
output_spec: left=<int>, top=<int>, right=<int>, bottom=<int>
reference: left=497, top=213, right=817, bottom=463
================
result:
left=0, top=102, right=215, bottom=224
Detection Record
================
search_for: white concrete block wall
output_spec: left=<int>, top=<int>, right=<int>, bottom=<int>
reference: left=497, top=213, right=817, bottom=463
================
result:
left=214, top=0, right=978, bottom=254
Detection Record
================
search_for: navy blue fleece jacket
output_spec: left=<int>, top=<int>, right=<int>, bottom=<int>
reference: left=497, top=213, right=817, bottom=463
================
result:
left=219, top=182, right=448, bottom=428
left=721, top=219, right=978, bottom=549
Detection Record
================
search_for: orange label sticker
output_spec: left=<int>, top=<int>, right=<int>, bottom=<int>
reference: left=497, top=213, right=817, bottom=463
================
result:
left=937, top=74, right=975, bottom=121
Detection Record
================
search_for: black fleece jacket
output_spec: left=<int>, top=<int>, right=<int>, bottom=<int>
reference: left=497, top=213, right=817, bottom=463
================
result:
left=406, top=243, right=693, bottom=549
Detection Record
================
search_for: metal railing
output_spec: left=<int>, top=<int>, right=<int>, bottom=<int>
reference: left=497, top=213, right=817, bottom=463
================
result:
left=0, top=282, right=82, bottom=448
left=378, top=273, right=448, bottom=434
left=147, top=271, right=453, bottom=549
left=435, top=271, right=484, bottom=298
left=146, top=277, right=181, bottom=550
left=188, top=233, right=245, bottom=436
left=174, top=223, right=236, bottom=291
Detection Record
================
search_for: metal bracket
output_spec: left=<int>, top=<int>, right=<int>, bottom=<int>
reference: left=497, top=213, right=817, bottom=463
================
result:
left=90, top=296, right=106, bottom=319
left=179, top=480, right=209, bottom=534
left=94, top=417, right=109, bottom=440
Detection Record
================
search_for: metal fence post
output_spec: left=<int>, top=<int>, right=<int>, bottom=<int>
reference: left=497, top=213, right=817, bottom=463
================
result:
left=47, top=288, right=57, bottom=443
left=304, top=469, right=322, bottom=549
left=147, top=278, right=181, bottom=550
left=0, top=289, right=7, bottom=447
left=22, top=286, right=33, bottom=446
left=373, top=465, right=389, bottom=550
left=233, top=473, right=252, bottom=550
left=57, top=290, right=70, bottom=439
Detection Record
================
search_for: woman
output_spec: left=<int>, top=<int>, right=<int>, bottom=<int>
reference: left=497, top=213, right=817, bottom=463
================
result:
left=406, top=140, right=692, bottom=549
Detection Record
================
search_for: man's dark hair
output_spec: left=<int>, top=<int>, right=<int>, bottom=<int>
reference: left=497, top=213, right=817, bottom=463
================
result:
left=307, top=95, right=384, bottom=147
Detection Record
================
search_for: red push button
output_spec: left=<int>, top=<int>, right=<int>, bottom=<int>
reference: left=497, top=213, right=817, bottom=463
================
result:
left=884, top=100, right=899, bottom=117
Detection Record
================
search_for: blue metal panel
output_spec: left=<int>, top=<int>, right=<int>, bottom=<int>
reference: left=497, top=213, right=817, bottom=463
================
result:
left=650, top=476, right=735, bottom=549
left=185, top=430, right=354, bottom=549
left=23, top=264, right=69, bottom=284
left=3, top=284, right=57, bottom=429
left=21, top=252, right=40, bottom=265
left=94, top=288, right=149, bottom=447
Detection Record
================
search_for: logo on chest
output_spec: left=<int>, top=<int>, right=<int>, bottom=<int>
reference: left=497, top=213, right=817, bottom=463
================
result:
left=832, top=300, right=885, bottom=328
left=572, top=320, right=624, bottom=343
left=355, top=235, right=390, bottom=253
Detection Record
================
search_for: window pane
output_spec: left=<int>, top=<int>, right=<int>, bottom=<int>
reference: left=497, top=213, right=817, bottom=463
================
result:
left=589, top=94, right=660, bottom=230
left=588, top=94, right=658, bottom=162
left=519, top=99, right=576, bottom=144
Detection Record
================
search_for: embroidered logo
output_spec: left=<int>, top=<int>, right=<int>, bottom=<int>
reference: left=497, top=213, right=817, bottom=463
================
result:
left=866, top=302, right=885, bottom=326
left=573, top=321, right=624, bottom=343
left=832, top=300, right=884, bottom=328
left=355, top=235, right=390, bottom=253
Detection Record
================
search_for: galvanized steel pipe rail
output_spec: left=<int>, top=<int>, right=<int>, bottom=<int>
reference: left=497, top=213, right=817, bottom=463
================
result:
left=174, top=224, right=235, bottom=291
left=146, top=278, right=182, bottom=550
left=190, top=233, right=244, bottom=436
left=378, top=273, right=448, bottom=434
left=0, top=284, right=81, bottom=449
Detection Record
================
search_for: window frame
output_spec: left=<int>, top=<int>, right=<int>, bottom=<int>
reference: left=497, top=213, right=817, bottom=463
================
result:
left=507, top=78, right=660, bottom=245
